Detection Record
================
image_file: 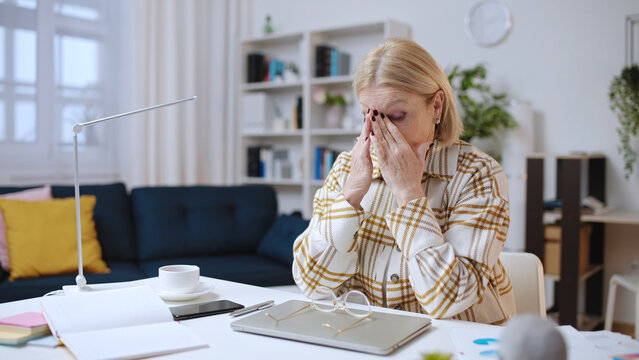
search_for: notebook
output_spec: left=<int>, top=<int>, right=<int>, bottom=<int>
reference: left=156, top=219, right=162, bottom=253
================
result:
left=230, top=300, right=431, bottom=355
left=0, top=312, right=49, bottom=335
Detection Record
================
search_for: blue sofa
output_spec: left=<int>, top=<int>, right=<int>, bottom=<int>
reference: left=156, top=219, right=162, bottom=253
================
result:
left=0, top=183, right=308, bottom=303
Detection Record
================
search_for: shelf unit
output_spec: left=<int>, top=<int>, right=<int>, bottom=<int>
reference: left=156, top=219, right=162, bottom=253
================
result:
left=234, top=20, right=411, bottom=217
left=525, top=153, right=606, bottom=328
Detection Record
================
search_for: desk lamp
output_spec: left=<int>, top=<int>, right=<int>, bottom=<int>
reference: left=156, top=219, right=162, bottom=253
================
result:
left=70, top=96, right=196, bottom=290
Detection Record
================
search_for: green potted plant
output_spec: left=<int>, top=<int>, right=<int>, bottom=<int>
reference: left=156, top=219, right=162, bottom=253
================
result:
left=609, top=65, right=639, bottom=179
left=448, top=64, right=516, bottom=144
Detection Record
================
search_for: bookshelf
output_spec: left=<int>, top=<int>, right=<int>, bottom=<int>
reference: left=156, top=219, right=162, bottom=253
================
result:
left=234, top=20, right=411, bottom=217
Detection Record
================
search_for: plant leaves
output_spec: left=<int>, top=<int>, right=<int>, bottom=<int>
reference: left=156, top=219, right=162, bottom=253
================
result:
left=448, top=64, right=517, bottom=144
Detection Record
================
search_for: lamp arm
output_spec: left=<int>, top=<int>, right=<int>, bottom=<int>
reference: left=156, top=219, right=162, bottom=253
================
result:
left=72, top=96, right=197, bottom=134
left=71, top=95, right=197, bottom=289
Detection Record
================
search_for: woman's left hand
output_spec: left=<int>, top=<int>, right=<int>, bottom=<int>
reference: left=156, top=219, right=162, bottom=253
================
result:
left=370, top=113, right=432, bottom=207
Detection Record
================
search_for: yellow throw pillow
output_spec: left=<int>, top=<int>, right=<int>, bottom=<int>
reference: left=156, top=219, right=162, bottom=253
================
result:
left=0, top=195, right=110, bottom=281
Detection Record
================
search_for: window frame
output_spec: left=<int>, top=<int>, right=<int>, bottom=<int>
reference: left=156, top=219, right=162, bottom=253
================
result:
left=0, top=0, right=119, bottom=183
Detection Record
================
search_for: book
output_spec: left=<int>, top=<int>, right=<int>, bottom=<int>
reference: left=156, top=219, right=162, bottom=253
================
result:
left=315, top=45, right=333, bottom=77
left=268, top=59, right=286, bottom=83
left=290, top=104, right=298, bottom=130
left=338, top=52, right=350, bottom=76
left=242, top=92, right=275, bottom=132
left=247, top=52, right=265, bottom=83
left=0, top=330, right=48, bottom=346
left=260, top=147, right=273, bottom=179
left=296, top=96, right=303, bottom=129
left=40, top=286, right=207, bottom=360
left=247, top=146, right=262, bottom=177
left=27, top=334, right=60, bottom=347
left=0, top=311, right=49, bottom=335
left=330, top=48, right=339, bottom=77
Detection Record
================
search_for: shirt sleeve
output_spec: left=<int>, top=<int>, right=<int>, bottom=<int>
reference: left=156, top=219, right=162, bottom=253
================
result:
left=385, top=157, right=510, bottom=318
left=292, top=152, right=369, bottom=296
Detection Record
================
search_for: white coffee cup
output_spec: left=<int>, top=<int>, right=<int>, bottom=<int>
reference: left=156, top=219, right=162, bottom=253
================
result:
left=158, top=265, right=200, bottom=294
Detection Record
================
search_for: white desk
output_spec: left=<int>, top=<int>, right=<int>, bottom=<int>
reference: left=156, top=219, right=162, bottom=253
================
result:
left=0, top=277, right=498, bottom=359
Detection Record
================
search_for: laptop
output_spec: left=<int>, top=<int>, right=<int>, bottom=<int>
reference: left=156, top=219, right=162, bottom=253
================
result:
left=230, top=300, right=431, bottom=355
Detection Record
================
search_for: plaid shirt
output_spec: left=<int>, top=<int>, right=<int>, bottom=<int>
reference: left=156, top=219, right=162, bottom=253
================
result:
left=293, top=140, right=516, bottom=325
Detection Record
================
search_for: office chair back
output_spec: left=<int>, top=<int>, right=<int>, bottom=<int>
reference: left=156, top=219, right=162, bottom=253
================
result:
left=499, top=251, right=546, bottom=317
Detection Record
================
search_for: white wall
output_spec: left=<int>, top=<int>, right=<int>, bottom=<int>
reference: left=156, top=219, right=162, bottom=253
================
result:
left=241, top=0, right=639, bottom=324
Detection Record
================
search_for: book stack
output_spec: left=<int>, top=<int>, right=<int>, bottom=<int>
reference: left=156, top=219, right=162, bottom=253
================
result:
left=248, top=146, right=302, bottom=180
left=247, top=146, right=275, bottom=179
left=0, top=312, right=50, bottom=346
left=315, top=45, right=350, bottom=78
left=246, top=52, right=291, bottom=83
left=315, top=146, right=341, bottom=180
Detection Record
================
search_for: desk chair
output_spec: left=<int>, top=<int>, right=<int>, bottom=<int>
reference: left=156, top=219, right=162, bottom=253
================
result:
left=500, top=252, right=546, bottom=317
left=605, top=274, right=639, bottom=339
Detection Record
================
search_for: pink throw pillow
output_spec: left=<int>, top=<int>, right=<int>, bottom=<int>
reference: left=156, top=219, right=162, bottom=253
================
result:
left=0, top=186, right=52, bottom=272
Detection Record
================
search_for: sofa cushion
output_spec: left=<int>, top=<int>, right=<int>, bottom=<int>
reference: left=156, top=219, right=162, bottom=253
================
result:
left=52, top=183, right=137, bottom=261
left=139, top=254, right=294, bottom=287
left=132, top=185, right=277, bottom=261
left=0, top=195, right=110, bottom=280
left=0, top=185, right=52, bottom=272
left=257, top=214, right=309, bottom=267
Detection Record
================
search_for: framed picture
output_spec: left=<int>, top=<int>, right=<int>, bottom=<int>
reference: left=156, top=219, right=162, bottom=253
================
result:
left=625, top=14, right=639, bottom=66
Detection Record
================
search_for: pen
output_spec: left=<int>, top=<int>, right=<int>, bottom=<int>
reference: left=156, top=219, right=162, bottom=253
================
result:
left=229, top=300, right=275, bottom=317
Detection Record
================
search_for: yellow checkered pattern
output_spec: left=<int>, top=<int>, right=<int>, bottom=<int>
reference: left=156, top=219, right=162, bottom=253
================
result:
left=293, top=140, right=516, bottom=325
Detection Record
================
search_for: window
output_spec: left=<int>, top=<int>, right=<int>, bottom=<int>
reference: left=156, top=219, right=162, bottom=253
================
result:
left=0, top=0, right=118, bottom=182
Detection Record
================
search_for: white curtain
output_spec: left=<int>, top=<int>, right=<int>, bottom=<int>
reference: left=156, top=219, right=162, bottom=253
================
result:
left=118, top=0, right=229, bottom=187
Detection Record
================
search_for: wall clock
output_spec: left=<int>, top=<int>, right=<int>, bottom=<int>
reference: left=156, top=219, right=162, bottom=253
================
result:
left=465, top=1, right=513, bottom=47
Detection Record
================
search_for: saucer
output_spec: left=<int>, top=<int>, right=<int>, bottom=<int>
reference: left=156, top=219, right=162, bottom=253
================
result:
left=155, top=281, right=213, bottom=301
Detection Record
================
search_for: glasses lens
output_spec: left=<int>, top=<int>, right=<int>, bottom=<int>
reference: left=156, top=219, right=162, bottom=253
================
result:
left=344, top=290, right=371, bottom=317
left=311, top=286, right=336, bottom=312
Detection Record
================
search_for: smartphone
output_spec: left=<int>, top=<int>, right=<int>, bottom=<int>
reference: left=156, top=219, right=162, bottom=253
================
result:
left=170, top=300, right=244, bottom=320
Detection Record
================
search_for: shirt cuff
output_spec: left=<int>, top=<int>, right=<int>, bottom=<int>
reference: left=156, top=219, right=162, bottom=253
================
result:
left=323, top=193, right=369, bottom=253
left=384, top=196, right=444, bottom=259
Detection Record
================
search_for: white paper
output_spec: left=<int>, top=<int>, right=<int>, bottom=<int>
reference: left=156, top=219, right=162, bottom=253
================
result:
left=451, top=325, right=607, bottom=360
left=62, top=322, right=204, bottom=360
left=40, top=286, right=207, bottom=359
left=581, top=330, right=639, bottom=357
left=451, top=327, right=503, bottom=360
left=42, top=286, right=172, bottom=335
left=557, top=326, right=607, bottom=360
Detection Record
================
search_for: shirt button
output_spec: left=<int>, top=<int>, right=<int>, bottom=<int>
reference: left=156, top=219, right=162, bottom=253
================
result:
left=394, top=304, right=403, bottom=310
left=390, top=274, right=399, bottom=282
left=395, top=245, right=401, bottom=252
left=353, top=232, right=358, bottom=239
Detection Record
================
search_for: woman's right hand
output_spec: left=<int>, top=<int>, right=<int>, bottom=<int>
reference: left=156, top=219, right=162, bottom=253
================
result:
left=343, top=111, right=373, bottom=210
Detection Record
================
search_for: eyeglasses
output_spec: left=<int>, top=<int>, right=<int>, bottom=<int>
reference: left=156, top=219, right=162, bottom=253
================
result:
left=265, top=286, right=372, bottom=334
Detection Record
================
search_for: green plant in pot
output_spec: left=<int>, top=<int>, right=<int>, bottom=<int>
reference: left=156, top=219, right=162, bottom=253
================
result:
left=609, top=65, right=639, bottom=179
left=448, top=64, right=516, bottom=150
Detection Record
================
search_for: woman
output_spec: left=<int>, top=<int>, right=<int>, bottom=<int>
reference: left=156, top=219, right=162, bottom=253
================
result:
left=292, top=38, right=515, bottom=324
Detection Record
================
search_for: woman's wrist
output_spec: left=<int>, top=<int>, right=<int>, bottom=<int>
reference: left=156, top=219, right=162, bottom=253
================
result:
left=396, top=187, right=425, bottom=207
left=344, top=191, right=364, bottom=210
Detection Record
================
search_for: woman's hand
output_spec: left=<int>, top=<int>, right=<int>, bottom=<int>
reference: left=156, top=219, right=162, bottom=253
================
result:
left=370, top=112, right=432, bottom=207
left=343, top=112, right=374, bottom=209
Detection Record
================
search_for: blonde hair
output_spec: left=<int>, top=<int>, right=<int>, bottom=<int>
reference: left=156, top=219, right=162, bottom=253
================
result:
left=353, top=38, right=463, bottom=148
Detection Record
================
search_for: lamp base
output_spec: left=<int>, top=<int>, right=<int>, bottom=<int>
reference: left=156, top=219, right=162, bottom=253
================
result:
left=75, top=274, right=87, bottom=289
left=62, top=281, right=143, bottom=296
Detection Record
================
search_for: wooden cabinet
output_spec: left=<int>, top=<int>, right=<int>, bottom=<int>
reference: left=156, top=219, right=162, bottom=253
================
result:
left=525, top=154, right=606, bottom=329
